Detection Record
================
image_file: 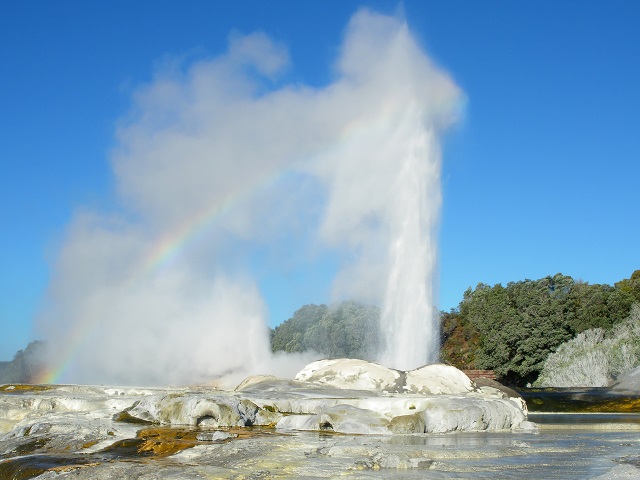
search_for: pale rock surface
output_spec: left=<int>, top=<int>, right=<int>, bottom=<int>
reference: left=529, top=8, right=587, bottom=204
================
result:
left=294, top=358, right=483, bottom=396
left=593, top=464, right=640, bottom=479
left=0, top=360, right=542, bottom=478
left=405, top=363, right=477, bottom=394
left=119, top=392, right=268, bottom=427
left=0, top=361, right=533, bottom=437
left=276, top=404, right=391, bottom=435
left=295, top=358, right=402, bottom=391
left=610, top=366, right=640, bottom=394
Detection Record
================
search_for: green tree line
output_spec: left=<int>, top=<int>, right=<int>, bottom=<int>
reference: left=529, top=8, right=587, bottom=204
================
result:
left=271, top=271, right=640, bottom=386
left=442, top=271, right=640, bottom=385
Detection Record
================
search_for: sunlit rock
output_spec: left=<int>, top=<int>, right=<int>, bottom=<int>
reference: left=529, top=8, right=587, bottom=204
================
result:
left=117, top=392, right=282, bottom=428
left=387, top=412, right=426, bottom=434
left=404, top=364, right=477, bottom=394
left=235, top=375, right=376, bottom=399
left=294, top=358, right=486, bottom=397
left=0, top=360, right=539, bottom=478
left=419, top=396, right=525, bottom=433
left=294, top=358, right=401, bottom=391
left=276, top=404, right=391, bottom=435
left=593, top=464, right=640, bottom=479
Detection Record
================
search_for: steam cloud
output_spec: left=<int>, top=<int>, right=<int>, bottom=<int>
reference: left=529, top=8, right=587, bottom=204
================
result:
left=37, top=10, right=461, bottom=385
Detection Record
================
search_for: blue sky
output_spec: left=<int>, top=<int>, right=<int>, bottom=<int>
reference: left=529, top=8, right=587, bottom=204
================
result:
left=2, top=1, right=639, bottom=362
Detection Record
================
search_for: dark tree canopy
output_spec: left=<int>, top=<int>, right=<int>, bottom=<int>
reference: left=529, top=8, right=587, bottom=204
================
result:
left=439, top=309, right=479, bottom=370
left=615, top=269, right=640, bottom=305
left=270, top=301, right=381, bottom=360
left=458, top=273, right=636, bottom=385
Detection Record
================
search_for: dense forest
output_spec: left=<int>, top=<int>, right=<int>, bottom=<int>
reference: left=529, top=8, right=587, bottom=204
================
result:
left=443, top=271, right=640, bottom=385
left=272, top=271, right=640, bottom=386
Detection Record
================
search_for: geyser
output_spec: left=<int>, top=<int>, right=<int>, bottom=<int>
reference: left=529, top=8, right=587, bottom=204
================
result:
left=36, top=9, right=460, bottom=385
left=379, top=107, right=442, bottom=370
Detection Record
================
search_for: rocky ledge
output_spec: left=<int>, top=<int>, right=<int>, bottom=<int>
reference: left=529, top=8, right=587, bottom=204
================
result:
left=0, top=359, right=535, bottom=478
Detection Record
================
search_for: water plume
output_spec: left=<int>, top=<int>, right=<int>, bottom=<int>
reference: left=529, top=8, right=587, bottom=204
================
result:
left=36, top=9, right=461, bottom=385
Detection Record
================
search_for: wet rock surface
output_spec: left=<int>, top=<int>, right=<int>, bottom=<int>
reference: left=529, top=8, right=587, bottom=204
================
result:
left=2, top=360, right=636, bottom=478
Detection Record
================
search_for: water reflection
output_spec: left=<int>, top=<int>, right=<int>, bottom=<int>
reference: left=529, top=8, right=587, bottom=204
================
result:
left=531, top=412, right=640, bottom=425
left=519, top=387, right=640, bottom=413
left=310, top=427, right=640, bottom=478
left=388, top=432, right=529, bottom=447
left=385, top=430, right=639, bottom=478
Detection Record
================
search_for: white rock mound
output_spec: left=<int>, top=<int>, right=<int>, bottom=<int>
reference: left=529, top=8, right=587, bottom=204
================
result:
left=405, top=364, right=478, bottom=394
left=294, top=358, right=402, bottom=391
left=275, top=359, right=533, bottom=434
left=294, top=358, right=478, bottom=395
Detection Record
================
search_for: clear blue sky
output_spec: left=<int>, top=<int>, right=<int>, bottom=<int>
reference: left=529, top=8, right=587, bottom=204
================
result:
left=2, top=1, right=639, bottom=361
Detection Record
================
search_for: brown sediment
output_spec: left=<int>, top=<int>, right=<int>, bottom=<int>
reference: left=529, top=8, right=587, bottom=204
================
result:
left=103, top=427, right=199, bottom=458
left=81, top=439, right=101, bottom=449
left=0, top=384, right=54, bottom=393
left=521, top=388, right=640, bottom=413
left=11, top=437, right=50, bottom=455
left=583, top=397, right=640, bottom=413
left=49, top=462, right=101, bottom=472
left=104, top=426, right=279, bottom=458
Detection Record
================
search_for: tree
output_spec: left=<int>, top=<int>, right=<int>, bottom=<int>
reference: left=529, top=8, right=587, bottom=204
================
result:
left=615, top=270, right=640, bottom=305
left=270, top=301, right=381, bottom=360
left=270, top=304, right=328, bottom=353
left=458, top=274, right=635, bottom=385
left=440, top=309, right=479, bottom=369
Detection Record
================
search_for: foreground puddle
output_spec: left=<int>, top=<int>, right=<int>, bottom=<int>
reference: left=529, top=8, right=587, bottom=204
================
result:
left=0, top=455, right=101, bottom=480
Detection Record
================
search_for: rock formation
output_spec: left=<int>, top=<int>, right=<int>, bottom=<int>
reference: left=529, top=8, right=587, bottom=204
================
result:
left=0, top=360, right=536, bottom=478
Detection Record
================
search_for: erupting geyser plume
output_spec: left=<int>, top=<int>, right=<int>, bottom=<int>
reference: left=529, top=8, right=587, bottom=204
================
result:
left=36, top=9, right=461, bottom=385
left=379, top=109, right=442, bottom=369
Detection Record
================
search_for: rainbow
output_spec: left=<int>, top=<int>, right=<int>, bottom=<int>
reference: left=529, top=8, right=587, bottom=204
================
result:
left=36, top=97, right=443, bottom=385
left=140, top=164, right=312, bottom=275
left=34, top=316, right=101, bottom=384
left=35, top=167, right=295, bottom=385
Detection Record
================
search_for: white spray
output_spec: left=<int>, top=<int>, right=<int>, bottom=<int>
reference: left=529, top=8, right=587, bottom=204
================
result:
left=378, top=108, right=442, bottom=369
left=37, top=10, right=461, bottom=385
left=316, top=14, right=459, bottom=370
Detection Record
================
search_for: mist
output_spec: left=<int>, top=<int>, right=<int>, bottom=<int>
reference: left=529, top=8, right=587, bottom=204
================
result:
left=36, top=9, right=461, bottom=385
